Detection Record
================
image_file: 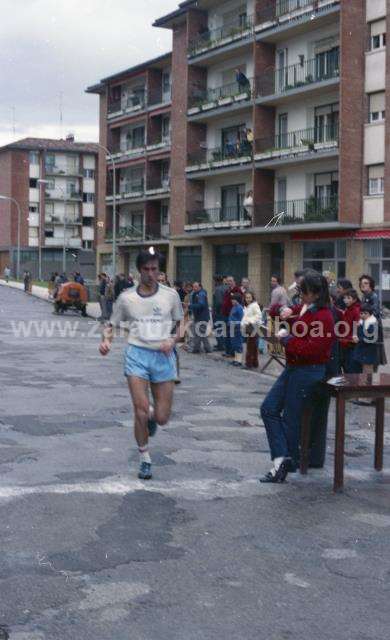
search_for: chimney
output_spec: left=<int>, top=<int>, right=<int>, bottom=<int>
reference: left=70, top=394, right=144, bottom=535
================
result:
left=66, top=133, right=75, bottom=143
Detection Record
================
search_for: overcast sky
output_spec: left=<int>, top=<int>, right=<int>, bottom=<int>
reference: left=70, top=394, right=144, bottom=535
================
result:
left=0, top=0, right=179, bottom=146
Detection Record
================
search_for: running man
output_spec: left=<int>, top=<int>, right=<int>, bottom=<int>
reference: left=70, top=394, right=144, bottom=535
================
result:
left=99, top=249, right=184, bottom=480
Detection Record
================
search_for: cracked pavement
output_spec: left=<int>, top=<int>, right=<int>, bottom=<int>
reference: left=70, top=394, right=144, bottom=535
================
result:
left=0, top=285, right=390, bottom=640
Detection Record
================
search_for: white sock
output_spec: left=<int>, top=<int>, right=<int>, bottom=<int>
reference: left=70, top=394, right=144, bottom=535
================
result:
left=273, top=457, right=284, bottom=471
left=139, top=446, right=151, bottom=464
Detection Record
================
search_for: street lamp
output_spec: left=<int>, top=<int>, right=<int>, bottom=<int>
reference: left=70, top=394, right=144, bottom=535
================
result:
left=38, top=179, right=68, bottom=274
left=94, top=143, right=117, bottom=277
left=0, top=194, right=22, bottom=280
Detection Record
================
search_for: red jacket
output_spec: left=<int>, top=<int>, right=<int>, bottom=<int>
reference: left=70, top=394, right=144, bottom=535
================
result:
left=281, top=304, right=335, bottom=367
left=221, top=286, right=242, bottom=317
left=339, top=301, right=361, bottom=348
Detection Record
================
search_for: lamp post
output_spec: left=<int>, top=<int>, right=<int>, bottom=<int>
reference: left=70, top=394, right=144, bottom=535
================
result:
left=94, top=143, right=117, bottom=277
left=0, top=194, right=22, bottom=280
left=38, top=179, right=68, bottom=274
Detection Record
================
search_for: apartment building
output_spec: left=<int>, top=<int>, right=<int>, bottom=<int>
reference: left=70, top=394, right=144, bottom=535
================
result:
left=87, top=53, right=172, bottom=275
left=0, top=136, right=99, bottom=278
left=153, top=0, right=389, bottom=304
left=88, top=0, right=389, bottom=303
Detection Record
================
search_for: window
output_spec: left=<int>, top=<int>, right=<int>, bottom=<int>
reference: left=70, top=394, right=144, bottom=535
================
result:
left=29, top=204, right=38, bottom=213
left=45, top=153, right=55, bottom=169
left=45, top=202, right=54, bottom=216
left=370, top=20, right=386, bottom=50
left=66, top=203, right=77, bottom=217
left=162, top=116, right=170, bottom=142
left=162, top=71, right=171, bottom=97
left=45, top=227, right=54, bottom=238
left=29, top=178, right=38, bottom=188
left=161, top=203, right=169, bottom=226
left=221, top=124, right=246, bottom=157
left=83, top=193, right=95, bottom=203
left=315, top=46, right=339, bottom=80
left=368, top=165, right=384, bottom=195
left=29, top=151, right=39, bottom=164
left=215, top=244, right=248, bottom=284
left=45, top=178, right=55, bottom=190
left=220, top=184, right=245, bottom=221
left=126, top=126, right=145, bottom=149
left=314, top=171, right=339, bottom=203
left=176, top=246, right=201, bottom=283
left=66, top=180, right=77, bottom=195
left=82, top=216, right=93, bottom=226
left=161, top=160, right=170, bottom=186
left=82, top=240, right=93, bottom=250
left=369, top=92, right=386, bottom=122
left=66, top=155, right=78, bottom=172
left=314, top=103, right=339, bottom=141
left=29, top=227, right=38, bottom=238
left=83, top=168, right=95, bottom=179
left=302, top=240, right=346, bottom=278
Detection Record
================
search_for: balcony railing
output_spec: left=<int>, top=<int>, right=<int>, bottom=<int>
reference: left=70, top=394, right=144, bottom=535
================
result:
left=188, top=141, right=253, bottom=167
left=255, top=124, right=339, bottom=156
left=258, top=195, right=338, bottom=225
left=187, top=206, right=251, bottom=226
left=189, top=77, right=254, bottom=111
left=256, top=51, right=339, bottom=98
left=106, top=226, right=145, bottom=242
left=107, top=91, right=146, bottom=116
left=45, top=164, right=80, bottom=176
left=45, top=189, right=81, bottom=200
left=146, top=178, right=170, bottom=193
left=119, top=181, right=145, bottom=196
left=47, top=214, right=82, bottom=225
left=256, top=0, right=339, bottom=27
left=188, top=14, right=254, bottom=57
left=111, top=144, right=146, bottom=157
left=108, top=99, right=122, bottom=114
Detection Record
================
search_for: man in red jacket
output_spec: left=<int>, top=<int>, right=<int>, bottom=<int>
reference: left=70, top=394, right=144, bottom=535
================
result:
left=260, top=271, right=335, bottom=483
left=221, top=275, right=242, bottom=357
left=339, top=288, right=361, bottom=373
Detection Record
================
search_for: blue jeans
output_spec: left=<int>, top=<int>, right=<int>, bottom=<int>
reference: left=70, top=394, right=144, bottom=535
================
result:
left=260, top=364, right=326, bottom=464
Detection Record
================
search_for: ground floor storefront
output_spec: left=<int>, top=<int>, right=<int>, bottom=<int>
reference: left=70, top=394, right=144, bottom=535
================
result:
left=168, top=229, right=390, bottom=308
left=0, top=247, right=96, bottom=281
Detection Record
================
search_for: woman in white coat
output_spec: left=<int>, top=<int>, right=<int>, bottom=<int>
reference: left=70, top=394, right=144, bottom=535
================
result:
left=241, top=291, right=262, bottom=368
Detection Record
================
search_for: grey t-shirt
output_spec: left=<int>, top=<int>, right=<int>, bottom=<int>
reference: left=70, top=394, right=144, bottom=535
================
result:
left=110, top=284, right=184, bottom=350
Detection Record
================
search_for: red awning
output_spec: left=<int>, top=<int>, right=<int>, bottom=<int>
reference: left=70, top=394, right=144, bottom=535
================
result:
left=291, top=230, right=355, bottom=241
left=354, top=229, right=390, bottom=240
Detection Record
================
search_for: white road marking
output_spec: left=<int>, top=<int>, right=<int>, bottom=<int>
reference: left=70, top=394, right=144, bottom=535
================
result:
left=0, top=477, right=279, bottom=502
left=284, top=573, right=310, bottom=588
left=322, top=548, right=358, bottom=559
left=353, top=512, right=390, bottom=528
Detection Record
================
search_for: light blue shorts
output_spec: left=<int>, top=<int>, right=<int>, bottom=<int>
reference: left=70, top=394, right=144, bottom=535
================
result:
left=124, top=344, right=177, bottom=383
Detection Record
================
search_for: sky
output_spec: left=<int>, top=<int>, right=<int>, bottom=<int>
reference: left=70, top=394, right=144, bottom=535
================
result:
left=0, top=0, right=179, bottom=146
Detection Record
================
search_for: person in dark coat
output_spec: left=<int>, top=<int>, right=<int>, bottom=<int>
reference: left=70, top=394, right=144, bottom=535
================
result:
left=335, top=278, right=353, bottom=311
left=188, top=282, right=212, bottom=354
left=359, top=274, right=386, bottom=366
left=228, top=293, right=244, bottom=367
left=221, top=276, right=242, bottom=357
left=213, top=275, right=228, bottom=351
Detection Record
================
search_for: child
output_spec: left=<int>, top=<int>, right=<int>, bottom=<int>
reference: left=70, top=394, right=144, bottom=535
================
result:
left=352, top=303, right=379, bottom=374
left=229, top=293, right=244, bottom=367
left=340, top=288, right=361, bottom=373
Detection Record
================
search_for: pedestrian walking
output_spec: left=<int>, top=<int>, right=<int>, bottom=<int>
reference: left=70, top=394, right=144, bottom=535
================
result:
left=99, top=249, right=184, bottom=481
left=23, top=270, right=31, bottom=293
left=229, top=293, right=244, bottom=367
left=241, top=291, right=262, bottom=368
left=260, top=272, right=335, bottom=483
left=105, top=277, right=115, bottom=318
left=3, top=265, right=11, bottom=283
left=188, top=282, right=212, bottom=354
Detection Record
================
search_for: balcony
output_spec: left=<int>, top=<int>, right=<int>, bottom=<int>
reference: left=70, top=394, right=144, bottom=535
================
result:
left=107, top=91, right=147, bottom=120
left=45, top=237, right=82, bottom=248
left=188, top=14, right=254, bottom=59
left=185, top=206, right=252, bottom=231
left=256, top=52, right=339, bottom=105
left=255, top=124, right=339, bottom=166
left=188, top=78, right=253, bottom=118
left=146, top=136, right=171, bottom=153
left=187, top=142, right=253, bottom=174
left=45, top=189, right=82, bottom=201
left=110, top=144, right=146, bottom=162
left=45, top=214, right=82, bottom=225
left=106, top=226, right=145, bottom=243
left=45, top=164, right=81, bottom=177
left=258, top=196, right=338, bottom=226
left=255, top=0, right=340, bottom=37
left=145, top=178, right=170, bottom=197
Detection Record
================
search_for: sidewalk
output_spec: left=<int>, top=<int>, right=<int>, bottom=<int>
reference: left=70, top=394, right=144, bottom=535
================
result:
left=0, top=279, right=101, bottom=320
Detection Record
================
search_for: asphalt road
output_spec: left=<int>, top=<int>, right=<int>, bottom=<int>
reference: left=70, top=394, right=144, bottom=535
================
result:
left=0, top=285, right=390, bottom=640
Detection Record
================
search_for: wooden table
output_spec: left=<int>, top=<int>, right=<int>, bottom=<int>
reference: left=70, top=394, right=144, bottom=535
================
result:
left=326, top=374, right=390, bottom=492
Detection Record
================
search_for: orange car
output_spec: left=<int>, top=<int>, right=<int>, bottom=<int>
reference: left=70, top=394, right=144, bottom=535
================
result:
left=54, top=281, right=88, bottom=317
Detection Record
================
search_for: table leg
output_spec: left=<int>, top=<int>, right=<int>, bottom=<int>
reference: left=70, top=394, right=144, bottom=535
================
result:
left=375, top=397, right=385, bottom=472
left=334, top=396, right=345, bottom=493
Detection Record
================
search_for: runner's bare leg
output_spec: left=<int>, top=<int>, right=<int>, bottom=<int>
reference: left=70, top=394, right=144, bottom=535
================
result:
left=127, top=377, right=150, bottom=446
left=151, top=381, right=174, bottom=425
